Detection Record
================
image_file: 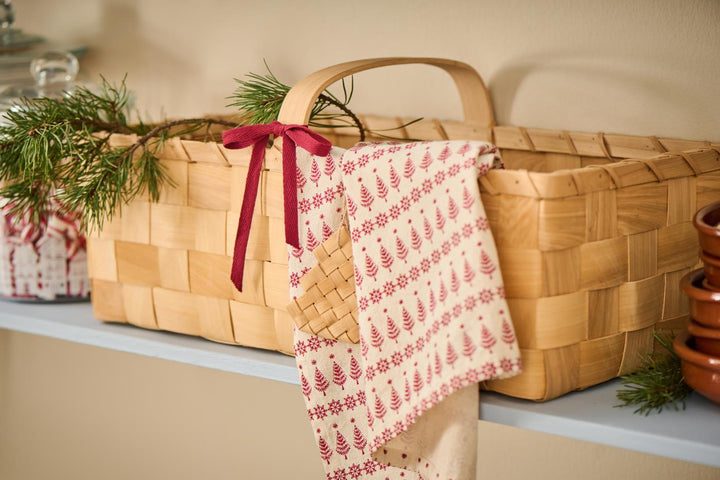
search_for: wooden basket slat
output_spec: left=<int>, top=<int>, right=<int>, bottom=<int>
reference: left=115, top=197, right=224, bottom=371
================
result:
left=230, top=301, right=280, bottom=351
left=91, top=279, right=126, bottom=323
left=618, top=326, right=656, bottom=376
left=188, top=163, right=233, bottom=211
left=586, top=287, right=619, bottom=339
left=617, top=274, right=665, bottom=332
left=578, top=334, right=626, bottom=390
left=86, top=237, right=118, bottom=283
left=158, top=159, right=189, bottom=206
left=662, top=268, right=692, bottom=320
left=158, top=247, right=190, bottom=292
left=122, top=284, right=158, bottom=330
left=116, top=241, right=161, bottom=287
left=627, top=230, right=658, bottom=281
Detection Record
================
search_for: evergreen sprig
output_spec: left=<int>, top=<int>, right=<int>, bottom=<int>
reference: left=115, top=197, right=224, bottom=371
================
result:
left=228, top=62, right=422, bottom=141
left=615, top=332, right=692, bottom=415
left=0, top=77, right=237, bottom=229
left=0, top=64, right=417, bottom=231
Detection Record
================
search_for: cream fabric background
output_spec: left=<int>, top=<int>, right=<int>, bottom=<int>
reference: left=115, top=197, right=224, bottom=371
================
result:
left=2, top=1, right=720, bottom=478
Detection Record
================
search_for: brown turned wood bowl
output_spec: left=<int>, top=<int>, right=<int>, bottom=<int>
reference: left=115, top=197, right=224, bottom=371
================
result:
left=673, top=331, right=720, bottom=405
left=687, top=319, right=720, bottom=357
left=700, top=250, right=720, bottom=290
left=680, top=269, right=720, bottom=329
left=694, top=201, right=720, bottom=258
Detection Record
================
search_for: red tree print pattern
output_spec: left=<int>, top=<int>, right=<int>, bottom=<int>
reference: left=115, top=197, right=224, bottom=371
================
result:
left=379, top=245, right=394, bottom=272
left=314, top=367, right=330, bottom=396
left=416, top=298, right=427, bottom=323
left=462, top=186, right=474, bottom=210
left=324, top=155, right=336, bottom=177
left=374, top=395, right=387, bottom=420
left=481, top=325, right=497, bottom=352
left=403, top=157, right=416, bottom=181
left=386, top=316, right=400, bottom=342
left=352, top=424, right=367, bottom=454
left=310, top=159, right=321, bottom=186
left=349, top=356, right=362, bottom=384
left=364, top=254, right=379, bottom=281
left=333, top=361, right=347, bottom=390
left=419, top=150, right=433, bottom=171
left=462, top=331, right=477, bottom=357
left=389, top=165, right=401, bottom=189
left=450, top=269, right=460, bottom=294
left=413, top=369, right=424, bottom=394
left=347, top=196, right=358, bottom=218
left=434, top=351, right=443, bottom=376
left=318, top=436, right=333, bottom=464
left=322, top=222, right=333, bottom=241
left=404, top=378, right=412, bottom=402
left=423, top=216, right=433, bottom=242
left=301, top=373, right=312, bottom=399
left=401, top=307, right=415, bottom=332
left=446, top=342, right=459, bottom=368
left=438, top=144, right=452, bottom=162
left=501, top=319, right=516, bottom=346
left=370, top=324, right=384, bottom=351
left=376, top=175, right=389, bottom=201
left=435, top=206, right=446, bottom=232
left=480, top=250, right=496, bottom=278
left=390, top=387, right=402, bottom=412
left=463, top=259, right=476, bottom=282
left=395, top=236, right=409, bottom=262
left=306, top=228, right=319, bottom=252
left=296, top=165, right=307, bottom=192
left=336, top=431, right=351, bottom=459
left=410, top=227, right=423, bottom=251
left=448, top=196, right=459, bottom=221
left=360, top=184, right=375, bottom=210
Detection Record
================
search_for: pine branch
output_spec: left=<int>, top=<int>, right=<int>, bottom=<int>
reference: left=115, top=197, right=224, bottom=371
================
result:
left=615, top=332, right=692, bottom=415
left=228, top=61, right=422, bottom=142
left=0, top=77, right=239, bottom=230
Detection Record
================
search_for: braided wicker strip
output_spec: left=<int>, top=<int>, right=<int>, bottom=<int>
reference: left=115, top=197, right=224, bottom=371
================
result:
left=286, top=225, right=359, bottom=343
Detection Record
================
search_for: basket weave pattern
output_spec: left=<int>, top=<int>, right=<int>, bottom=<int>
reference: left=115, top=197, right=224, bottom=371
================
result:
left=87, top=58, right=720, bottom=400
left=87, top=121, right=720, bottom=399
left=286, top=225, right=360, bottom=343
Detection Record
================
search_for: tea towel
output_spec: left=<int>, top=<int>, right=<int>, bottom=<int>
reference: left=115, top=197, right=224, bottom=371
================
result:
left=290, top=140, right=521, bottom=480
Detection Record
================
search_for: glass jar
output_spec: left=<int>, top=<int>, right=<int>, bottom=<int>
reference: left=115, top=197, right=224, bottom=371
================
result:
left=0, top=51, right=90, bottom=302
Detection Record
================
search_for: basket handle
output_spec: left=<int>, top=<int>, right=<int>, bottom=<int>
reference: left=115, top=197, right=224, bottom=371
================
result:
left=277, top=57, right=495, bottom=130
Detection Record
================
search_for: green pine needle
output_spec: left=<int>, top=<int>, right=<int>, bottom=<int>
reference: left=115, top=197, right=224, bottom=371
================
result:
left=0, top=63, right=418, bottom=231
left=0, top=77, right=236, bottom=230
left=228, top=60, right=422, bottom=142
left=615, top=332, right=692, bottom=415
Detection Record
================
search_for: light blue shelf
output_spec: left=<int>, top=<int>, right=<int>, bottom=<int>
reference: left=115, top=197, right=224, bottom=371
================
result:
left=1, top=301, right=718, bottom=469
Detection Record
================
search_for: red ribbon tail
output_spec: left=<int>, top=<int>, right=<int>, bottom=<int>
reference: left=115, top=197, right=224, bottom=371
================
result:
left=282, top=138, right=300, bottom=249
left=230, top=139, right=266, bottom=292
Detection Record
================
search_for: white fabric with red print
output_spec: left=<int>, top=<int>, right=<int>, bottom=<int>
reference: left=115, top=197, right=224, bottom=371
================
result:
left=290, top=140, right=521, bottom=480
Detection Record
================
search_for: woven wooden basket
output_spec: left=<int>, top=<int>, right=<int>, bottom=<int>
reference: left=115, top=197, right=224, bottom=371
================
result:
left=88, top=57, right=720, bottom=401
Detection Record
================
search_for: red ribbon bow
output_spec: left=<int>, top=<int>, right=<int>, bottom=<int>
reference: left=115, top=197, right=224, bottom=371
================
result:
left=222, top=121, right=332, bottom=291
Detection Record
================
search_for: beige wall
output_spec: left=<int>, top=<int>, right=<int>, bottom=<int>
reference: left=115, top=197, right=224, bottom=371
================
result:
left=13, top=0, right=720, bottom=141
left=3, top=1, right=720, bottom=478
left=2, top=330, right=720, bottom=479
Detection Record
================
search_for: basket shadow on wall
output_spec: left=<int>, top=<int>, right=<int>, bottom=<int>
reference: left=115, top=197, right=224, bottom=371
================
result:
left=487, top=55, right=714, bottom=139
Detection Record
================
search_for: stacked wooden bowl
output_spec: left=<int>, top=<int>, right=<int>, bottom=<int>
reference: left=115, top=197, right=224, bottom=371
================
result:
left=675, top=202, right=720, bottom=405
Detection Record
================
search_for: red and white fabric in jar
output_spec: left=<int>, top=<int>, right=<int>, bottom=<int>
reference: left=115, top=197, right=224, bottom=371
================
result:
left=0, top=199, right=89, bottom=301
